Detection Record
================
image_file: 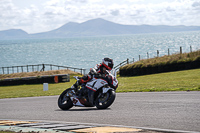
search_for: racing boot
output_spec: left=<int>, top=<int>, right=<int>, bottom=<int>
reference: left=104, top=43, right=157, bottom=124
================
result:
left=71, top=81, right=86, bottom=98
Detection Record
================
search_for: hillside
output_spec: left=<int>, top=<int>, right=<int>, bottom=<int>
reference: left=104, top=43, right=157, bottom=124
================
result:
left=0, top=29, right=29, bottom=39
left=120, top=50, right=200, bottom=76
left=1, top=18, right=200, bottom=39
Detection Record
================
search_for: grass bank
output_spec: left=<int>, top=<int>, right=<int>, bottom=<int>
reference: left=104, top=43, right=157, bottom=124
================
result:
left=0, top=68, right=200, bottom=99
left=120, top=50, right=200, bottom=76
left=122, top=50, right=200, bottom=69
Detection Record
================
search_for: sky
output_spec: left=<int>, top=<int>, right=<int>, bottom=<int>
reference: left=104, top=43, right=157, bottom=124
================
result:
left=0, top=0, right=200, bottom=34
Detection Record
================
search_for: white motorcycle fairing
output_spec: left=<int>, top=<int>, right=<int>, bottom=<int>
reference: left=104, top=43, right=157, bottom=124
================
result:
left=85, top=78, right=108, bottom=92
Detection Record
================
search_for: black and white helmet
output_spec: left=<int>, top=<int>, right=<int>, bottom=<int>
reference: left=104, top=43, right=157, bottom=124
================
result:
left=102, top=57, right=114, bottom=70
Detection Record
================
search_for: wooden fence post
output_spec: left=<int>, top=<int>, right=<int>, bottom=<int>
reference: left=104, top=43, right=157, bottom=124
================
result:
left=180, top=46, right=182, bottom=54
left=157, top=50, right=159, bottom=57
left=127, top=58, right=129, bottom=64
left=139, top=55, right=140, bottom=61
left=21, top=66, right=23, bottom=73
left=42, top=64, right=45, bottom=71
left=2, top=67, right=4, bottom=74
left=27, top=65, right=29, bottom=72
left=168, top=48, right=170, bottom=56
left=50, top=64, right=52, bottom=70
left=190, top=46, right=192, bottom=52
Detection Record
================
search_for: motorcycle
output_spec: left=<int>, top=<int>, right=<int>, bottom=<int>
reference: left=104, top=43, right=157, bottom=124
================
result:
left=58, top=69, right=118, bottom=110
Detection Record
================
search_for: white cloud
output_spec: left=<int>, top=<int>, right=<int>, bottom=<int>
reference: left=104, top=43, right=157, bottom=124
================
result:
left=0, top=0, right=21, bottom=28
left=0, top=0, right=200, bottom=33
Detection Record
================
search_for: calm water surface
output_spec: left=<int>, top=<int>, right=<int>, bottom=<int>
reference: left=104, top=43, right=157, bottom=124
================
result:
left=0, top=31, right=200, bottom=73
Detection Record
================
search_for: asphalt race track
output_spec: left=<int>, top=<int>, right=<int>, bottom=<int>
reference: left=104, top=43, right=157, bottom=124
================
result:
left=0, top=91, right=200, bottom=132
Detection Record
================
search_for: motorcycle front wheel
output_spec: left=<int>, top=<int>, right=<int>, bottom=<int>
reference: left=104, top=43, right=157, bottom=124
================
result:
left=95, top=89, right=116, bottom=109
left=58, top=88, right=73, bottom=110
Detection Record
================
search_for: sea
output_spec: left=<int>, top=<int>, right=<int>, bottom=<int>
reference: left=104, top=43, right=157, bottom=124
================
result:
left=0, top=31, right=200, bottom=73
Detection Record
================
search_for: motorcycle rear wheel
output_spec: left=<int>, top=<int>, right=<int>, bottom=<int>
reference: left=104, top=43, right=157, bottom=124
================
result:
left=58, top=88, right=73, bottom=110
left=95, top=89, right=116, bottom=109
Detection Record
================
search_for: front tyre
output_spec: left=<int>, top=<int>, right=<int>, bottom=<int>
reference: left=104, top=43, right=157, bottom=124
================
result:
left=95, top=89, right=116, bottom=109
left=58, top=88, right=73, bottom=110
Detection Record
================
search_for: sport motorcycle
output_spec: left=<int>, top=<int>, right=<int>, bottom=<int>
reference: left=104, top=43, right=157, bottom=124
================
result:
left=58, top=69, right=118, bottom=110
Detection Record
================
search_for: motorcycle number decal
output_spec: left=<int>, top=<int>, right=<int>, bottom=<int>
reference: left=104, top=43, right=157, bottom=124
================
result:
left=87, top=80, right=96, bottom=87
left=86, top=80, right=97, bottom=91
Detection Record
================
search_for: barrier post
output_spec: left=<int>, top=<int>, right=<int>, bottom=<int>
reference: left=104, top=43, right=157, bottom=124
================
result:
left=43, top=83, right=48, bottom=91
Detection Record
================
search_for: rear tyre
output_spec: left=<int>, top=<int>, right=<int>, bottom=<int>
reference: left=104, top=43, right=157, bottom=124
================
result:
left=58, top=88, right=73, bottom=110
left=95, top=89, right=116, bottom=109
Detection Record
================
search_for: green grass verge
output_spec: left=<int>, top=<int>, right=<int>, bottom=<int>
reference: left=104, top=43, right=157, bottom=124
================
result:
left=118, top=68, right=200, bottom=92
left=0, top=69, right=200, bottom=99
left=0, top=74, right=80, bottom=99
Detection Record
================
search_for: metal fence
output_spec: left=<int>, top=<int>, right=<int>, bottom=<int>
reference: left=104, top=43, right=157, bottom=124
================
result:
left=0, top=64, right=86, bottom=75
left=114, top=59, right=129, bottom=71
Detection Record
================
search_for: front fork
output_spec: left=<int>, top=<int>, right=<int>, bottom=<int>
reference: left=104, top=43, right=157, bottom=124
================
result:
left=88, top=89, right=95, bottom=106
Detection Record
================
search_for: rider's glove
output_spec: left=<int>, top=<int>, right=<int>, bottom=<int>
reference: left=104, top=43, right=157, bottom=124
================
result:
left=90, top=68, right=97, bottom=75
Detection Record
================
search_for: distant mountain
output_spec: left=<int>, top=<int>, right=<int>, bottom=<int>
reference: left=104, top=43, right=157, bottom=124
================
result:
left=1, top=18, right=200, bottom=39
left=0, top=29, right=29, bottom=39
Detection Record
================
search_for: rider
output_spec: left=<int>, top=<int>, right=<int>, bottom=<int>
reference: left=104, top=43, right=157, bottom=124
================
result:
left=72, top=57, right=114, bottom=94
